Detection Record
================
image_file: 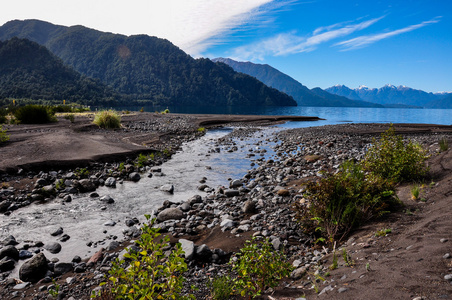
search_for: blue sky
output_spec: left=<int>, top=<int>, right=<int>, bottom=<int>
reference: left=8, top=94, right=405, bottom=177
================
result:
left=1, top=0, right=451, bottom=92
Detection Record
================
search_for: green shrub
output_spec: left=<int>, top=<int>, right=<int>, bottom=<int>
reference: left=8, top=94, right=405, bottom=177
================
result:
left=0, top=125, right=9, bottom=143
left=96, top=216, right=194, bottom=299
left=0, top=108, right=8, bottom=124
left=363, top=125, right=429, bottom=182
left=295, top=160, right=398, bottom=242
left=93, top=110, right=121, bottom=129
left=230, top=238, right=293, bottom=299
left=13, top=105, right=56, bottom=124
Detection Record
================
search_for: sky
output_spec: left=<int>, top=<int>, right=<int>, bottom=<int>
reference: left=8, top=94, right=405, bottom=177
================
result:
left=1, top=0, right=451, bottom=92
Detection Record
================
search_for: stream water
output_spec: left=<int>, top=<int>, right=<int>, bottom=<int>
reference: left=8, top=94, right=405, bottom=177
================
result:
left=0, top=126, right=281, bottom=272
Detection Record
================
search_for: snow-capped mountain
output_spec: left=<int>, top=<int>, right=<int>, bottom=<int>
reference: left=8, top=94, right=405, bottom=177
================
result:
left=326, top=84, right=442, bottom=107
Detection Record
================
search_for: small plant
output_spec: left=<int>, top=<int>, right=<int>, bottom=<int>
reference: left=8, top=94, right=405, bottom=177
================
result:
left=55, top=179, right=66, bottom=190
left=161, top=108, right=170, bottom=114
left=411, top=184, right=421, bottom=200
left=0, top=125, right=9, bottom=143
left=75, top=168, right=90, bottom=179
left=93, top=110, right=121, bottom=129
left=197, top=127, right=206, bottom=133
left=363, top=125, right=429, bottom=182
left=230, top=237, right=293, bottom=299
left=342, top=249, right=354, bottom=267
left=329, top=247, right=338, bottom=270
left=439, top=138, right=449, bottom=152
left=366, top=263, right=371, bottom=272
left=375, top=228, right=392, bottom=237
left=135, top=153, right=150, bottom=168
left=209, top=275, right=236, bottom=300
left=48, top=279, right=60, bottom=298
left=95, top=216, right=194, bottom=299
left=118, top=162, right=125, bottom=172
left=14, top=105, right=56, bottom=124
left=163, top=148, right=171, bottom=157
left=308, top=272, right=326, bottom=294
left=140, top=107, right=144, bottom=113
left=64, top=113, right=75, bottom=123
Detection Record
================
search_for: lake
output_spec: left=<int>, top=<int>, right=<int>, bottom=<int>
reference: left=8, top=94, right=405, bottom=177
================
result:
left=113, top=105, right=452, bottom=127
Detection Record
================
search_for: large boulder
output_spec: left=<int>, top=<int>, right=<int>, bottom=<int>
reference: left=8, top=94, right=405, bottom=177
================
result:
left=19, top=253, right=48, bottom=283
left=0, top=245, right=19, bottom=261
left=157, top=208, right=183, bottom=222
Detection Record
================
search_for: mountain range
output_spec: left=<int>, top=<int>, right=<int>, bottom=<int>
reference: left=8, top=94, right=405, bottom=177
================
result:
left=0, top=19, right=296, bottom=107
left=325, top=84, right=452, bottom=108
left=213, top=58, right=382, bottom=108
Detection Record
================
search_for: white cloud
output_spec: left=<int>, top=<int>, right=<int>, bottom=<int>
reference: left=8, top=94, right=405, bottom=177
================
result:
left=0, top=0, right=281, bottom=56
left=231, top=16, right=383, bottom=61
left=335, top=17, right=442, bottom=51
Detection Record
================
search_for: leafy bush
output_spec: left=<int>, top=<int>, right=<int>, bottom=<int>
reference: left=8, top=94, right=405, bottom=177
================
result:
left=13, top=105, right=56, bottom=124
left=362, top=125, right=429, bottom=182
left=93, top=110, right=121, bottom=129
left=295, top=161, right=399, bottom=242
left=230, top=238, right=293, bottom=299
left=0, top=108, right=8, bottom=124
left=64, top=113, right=75, bottom=123
left=0, top=125, right=9, bottom=143
left=96, top=216, right=194, bottom=300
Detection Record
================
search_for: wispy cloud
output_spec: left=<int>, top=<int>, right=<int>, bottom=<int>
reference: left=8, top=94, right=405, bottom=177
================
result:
left=335, top=17, right=442, bottom=51
left=231, top=16, right=384, bottom=61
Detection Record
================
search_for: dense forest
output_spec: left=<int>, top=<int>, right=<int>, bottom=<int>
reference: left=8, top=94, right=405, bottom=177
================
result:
left=0, top=20, right=296, bottom=107
left=0, top=38, right=120, bottom=105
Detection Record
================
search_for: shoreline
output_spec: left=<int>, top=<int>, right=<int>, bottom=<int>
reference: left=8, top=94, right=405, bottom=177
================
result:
left=1, top=113, right=452, bottom=299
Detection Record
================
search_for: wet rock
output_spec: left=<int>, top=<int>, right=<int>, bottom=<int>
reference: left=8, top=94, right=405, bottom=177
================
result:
left=100, top=195, right=115, bottom=204
left=90, top=192, right=99, bottom=198
left=129, top=172, right=141, bottom=182
left=0, top=245, right=19, bottom=261
left=0, top=256, right=16, bottom=272
left=19, top=253, right=48, bottom=283
left=179, top=239, right=195, bottom=260
left=157, top=208, right=183, bottom=222
left=2, top=235, right=18, bottom=246
left=106, top=241, right=120, bottom=251
left=58, top=234, right=70, bottom=242
left=54, top=262, right=73, bottom=275
left=50, top=227, right=64, bottom=236
left=44, top=242, right=62, bottom=254
left=104, top=220, right=116, bottom=226
left=104, top=177, right=116, bottom=188
left=63, top=195, right=72, bottom=202
left=125, top=219, right=137, bottom=227
left=19, top=250, right=33, bottom=260
left=160, top=184, right=174, bottom=194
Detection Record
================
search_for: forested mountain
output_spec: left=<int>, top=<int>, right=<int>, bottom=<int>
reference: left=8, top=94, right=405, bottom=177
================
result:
left=0, top=37, right=119, bottom=104
left=213, top=57, right=381, bottom=107
left=0, top=19, right=296, bottom=107
left=425, top=93, right=452, bottom=109
left=326, top=84, right=442, bottom=107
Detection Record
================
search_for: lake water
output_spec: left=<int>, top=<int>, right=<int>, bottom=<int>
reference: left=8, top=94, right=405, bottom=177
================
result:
left=115, top=105, right=451, bottom=127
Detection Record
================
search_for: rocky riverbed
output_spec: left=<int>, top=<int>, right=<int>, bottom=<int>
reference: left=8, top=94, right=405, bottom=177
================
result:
left=1, top=116, right=452, bottom=299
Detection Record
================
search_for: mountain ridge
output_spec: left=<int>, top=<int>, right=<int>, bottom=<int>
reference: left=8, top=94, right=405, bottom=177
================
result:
left=0, top=19, right=296, bottom=107
left=213, top=57, right=382, bottom=108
